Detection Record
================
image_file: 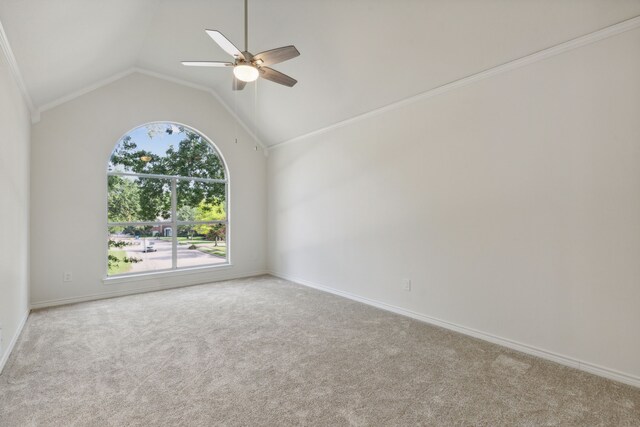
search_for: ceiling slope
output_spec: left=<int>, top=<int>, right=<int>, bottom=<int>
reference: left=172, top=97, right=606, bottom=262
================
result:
left=2, top=0, right=640, bottom=145
left=0, top=0, right=159, bottom=107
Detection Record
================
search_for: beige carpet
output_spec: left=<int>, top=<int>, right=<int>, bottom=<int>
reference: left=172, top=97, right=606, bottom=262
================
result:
left=1, top=275, right=638, bottom=426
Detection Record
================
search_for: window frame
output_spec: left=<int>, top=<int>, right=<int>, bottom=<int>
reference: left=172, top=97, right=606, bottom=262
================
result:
left=104, top=123, right=231, bottom=280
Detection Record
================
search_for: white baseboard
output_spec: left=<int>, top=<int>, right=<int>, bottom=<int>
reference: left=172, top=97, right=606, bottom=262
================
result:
left=269, top=271, right=640, bottom=389
left=30, top=270, right=269, bottom=310
left=0, top=309, right=30, bottom=374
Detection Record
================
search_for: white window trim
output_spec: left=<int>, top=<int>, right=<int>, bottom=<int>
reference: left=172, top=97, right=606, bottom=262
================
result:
left=105, top=122, right=231, bottom=281
left=102, top=263, right=233, bottom=285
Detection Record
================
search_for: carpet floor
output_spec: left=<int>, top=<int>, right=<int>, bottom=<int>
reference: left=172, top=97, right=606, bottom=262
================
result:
left=1, top=275, right=638, bottom=426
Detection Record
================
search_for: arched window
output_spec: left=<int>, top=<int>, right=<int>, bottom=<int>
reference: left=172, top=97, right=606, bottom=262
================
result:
left=107, top=123, right=228, bottom=277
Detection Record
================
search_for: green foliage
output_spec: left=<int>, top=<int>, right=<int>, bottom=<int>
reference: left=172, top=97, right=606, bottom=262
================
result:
left=107, top=239, right=141, bottom=273
left=178, top=206, right=197, bottom=238
left=205, top=224, right=226, bottom=247
left=138, top=179, right=171, bottom=221
left=177, top=205, right=197, bottom=221
left=193, top=201, right=226, bottom=236
left=108, top=250, right=133, bottom=275
left=109, top=125, right=225, bottom=221
left=107, top=176, right=141, bottom=223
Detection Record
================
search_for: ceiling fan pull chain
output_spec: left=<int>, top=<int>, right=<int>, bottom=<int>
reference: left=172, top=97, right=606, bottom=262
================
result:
left=254, top=78, right=258, bottom=151
left=234, top=76, right=239, bottom=143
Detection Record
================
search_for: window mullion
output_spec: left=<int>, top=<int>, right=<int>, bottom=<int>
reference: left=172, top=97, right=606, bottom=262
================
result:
left=108, top=171, right=226, bottom=184
left=171, top=177, right=177, bottom=270
left=175, top=220, right=227, bottom=226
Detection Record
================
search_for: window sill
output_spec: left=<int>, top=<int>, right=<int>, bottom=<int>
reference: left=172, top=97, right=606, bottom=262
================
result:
left=102, top=263, right=233, bottom=285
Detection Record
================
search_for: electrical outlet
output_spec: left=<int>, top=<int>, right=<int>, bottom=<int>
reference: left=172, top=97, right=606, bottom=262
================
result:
left=63, top=272, right=73, bottom=282
left=402, top=279, right=412, bottom=292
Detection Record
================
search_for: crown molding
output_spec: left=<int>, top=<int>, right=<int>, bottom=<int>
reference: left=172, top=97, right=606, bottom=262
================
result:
left=270, top=14, right=640, bottom=151
left=133, top=68, right=268, bottom=154
left=0, top=18, right=39, bottom=123
left=36, top=66, right=267, bottom=154
left=37, top=68, right=138, bottom=114
left=9, top=12, right=639, bottom=148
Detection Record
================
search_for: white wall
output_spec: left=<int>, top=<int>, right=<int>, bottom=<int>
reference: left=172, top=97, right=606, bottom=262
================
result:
left=268, top=28, right=640, bottom=383
left=0, top=43, right=30, bottom=370
left=30, top=72, right=267, bottom=307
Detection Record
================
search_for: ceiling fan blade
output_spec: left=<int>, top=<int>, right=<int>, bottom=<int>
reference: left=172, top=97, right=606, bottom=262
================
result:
left=254, top=46, right=300, bottom=66
left=259, top=67, right=297, bottom=87
left=181, top=61, right=233, bottom=67
left=232, top=78, right=247, bottom=91
left=205, top=30, right=245, bottom=60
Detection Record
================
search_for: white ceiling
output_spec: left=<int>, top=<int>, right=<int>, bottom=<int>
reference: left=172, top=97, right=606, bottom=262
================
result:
left=2, top=0, right=640, bottom=146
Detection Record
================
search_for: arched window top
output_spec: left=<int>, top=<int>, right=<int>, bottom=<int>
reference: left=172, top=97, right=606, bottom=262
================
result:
left=109, top=123, right=226, bottom=180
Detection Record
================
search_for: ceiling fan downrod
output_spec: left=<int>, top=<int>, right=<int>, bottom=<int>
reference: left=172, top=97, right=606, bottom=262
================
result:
left=244, top=0, right=248, bottom=52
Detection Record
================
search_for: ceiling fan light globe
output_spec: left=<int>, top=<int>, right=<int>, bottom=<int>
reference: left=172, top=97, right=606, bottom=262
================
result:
left=233, top=64, right=259, bottom=82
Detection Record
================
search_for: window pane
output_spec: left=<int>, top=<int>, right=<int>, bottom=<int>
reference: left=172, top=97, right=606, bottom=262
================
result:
left=177, top=224, right=227, bottom=268
left=108, top=175, right=172, bottom=223
left=109, top=125, right=225, bottom=180
left=108, top=226, right=172, bottom=275
left=176, top=180, right=226, bottom=221
left=107, top=123, right=230, bottom=277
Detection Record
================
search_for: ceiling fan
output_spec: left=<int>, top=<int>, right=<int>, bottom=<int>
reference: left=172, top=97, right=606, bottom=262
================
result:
left=182, top=0, right=300, bottom=90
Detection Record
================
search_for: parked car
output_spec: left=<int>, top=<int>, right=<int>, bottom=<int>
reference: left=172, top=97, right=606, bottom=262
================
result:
left=142, top=241, right=157, bottom=253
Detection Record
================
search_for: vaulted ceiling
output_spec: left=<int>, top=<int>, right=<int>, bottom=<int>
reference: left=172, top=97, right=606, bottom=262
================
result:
left=1, top=0, right=640, bottom=146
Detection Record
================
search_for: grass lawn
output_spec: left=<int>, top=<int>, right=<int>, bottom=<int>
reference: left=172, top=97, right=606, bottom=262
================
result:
left=108, top=249, right=133, bottom=275
left=160, top=236, right=227, bottom=257
left=198, top=245, right=227, bottom=258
